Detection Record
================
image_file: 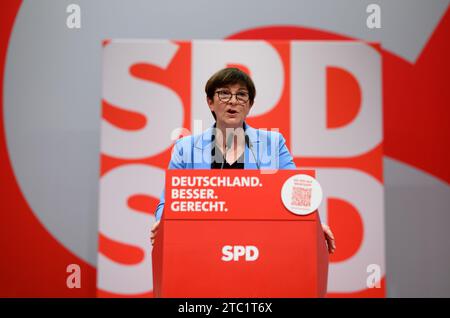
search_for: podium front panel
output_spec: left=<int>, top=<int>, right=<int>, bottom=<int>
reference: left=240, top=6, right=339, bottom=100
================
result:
left=153, top=170, right=328, bottom=297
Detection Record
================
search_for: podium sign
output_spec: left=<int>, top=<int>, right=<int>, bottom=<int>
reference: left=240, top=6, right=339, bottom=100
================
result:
left=152, top=170, right=328, bottom=297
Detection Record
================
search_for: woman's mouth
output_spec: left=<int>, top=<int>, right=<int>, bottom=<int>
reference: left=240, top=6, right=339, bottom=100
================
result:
left=226, top=109, right=239, bottom=116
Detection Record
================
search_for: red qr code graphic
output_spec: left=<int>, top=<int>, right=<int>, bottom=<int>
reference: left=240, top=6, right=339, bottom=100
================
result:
left=291, top=186, right=312, bottom=207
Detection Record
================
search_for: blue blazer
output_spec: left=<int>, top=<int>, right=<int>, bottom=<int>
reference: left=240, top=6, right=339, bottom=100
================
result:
left=155, top=123, right=297, bottom=221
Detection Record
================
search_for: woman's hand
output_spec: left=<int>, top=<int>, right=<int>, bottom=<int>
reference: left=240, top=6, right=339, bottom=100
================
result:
left=150, top=220, right=161, bottom=246
left=321, top=223, right=336, bottom=254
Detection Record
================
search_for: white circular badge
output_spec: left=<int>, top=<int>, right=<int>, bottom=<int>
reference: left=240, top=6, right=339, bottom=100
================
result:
left=281, top=174, right=323, bottom=215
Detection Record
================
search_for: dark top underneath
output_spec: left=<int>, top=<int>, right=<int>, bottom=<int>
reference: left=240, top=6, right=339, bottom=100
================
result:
left=211, top=146, right=244, bottom=169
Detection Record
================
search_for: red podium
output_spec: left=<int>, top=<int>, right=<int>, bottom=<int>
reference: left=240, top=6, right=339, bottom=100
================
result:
left=152, top=170, right=328, bottom=297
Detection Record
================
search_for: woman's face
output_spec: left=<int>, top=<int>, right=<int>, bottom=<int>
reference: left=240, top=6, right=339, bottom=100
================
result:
left=207, top=83, right=253, bottom=128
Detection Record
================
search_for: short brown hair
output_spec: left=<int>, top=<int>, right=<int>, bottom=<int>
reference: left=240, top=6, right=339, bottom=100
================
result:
left=205, top=67, right=256, bottom=105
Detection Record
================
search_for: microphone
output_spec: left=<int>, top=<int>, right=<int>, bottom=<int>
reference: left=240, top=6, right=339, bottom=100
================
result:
left=245, top=135, right=260, bottom=170
left=221, top=131, right=235, bottom=169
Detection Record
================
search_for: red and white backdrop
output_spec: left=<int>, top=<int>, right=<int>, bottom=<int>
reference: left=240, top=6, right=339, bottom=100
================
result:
left=0, top=1, right=449, bottom=297
left=99, top=39, right=384, bottom=297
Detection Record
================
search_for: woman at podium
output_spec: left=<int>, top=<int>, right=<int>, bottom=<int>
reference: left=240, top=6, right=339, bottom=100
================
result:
left=151, top=67, right=335, bottom=253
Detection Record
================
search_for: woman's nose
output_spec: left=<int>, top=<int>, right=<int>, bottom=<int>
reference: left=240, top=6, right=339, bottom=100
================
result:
left=228, top=94, right=238, bottom=104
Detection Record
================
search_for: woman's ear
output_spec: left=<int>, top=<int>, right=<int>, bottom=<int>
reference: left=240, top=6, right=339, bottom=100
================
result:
left=207, top=96, right=214, bottom=109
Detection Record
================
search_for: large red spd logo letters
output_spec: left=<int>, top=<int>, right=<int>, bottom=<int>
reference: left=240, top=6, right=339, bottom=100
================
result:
left=98, top=40, right=384, bottom=297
